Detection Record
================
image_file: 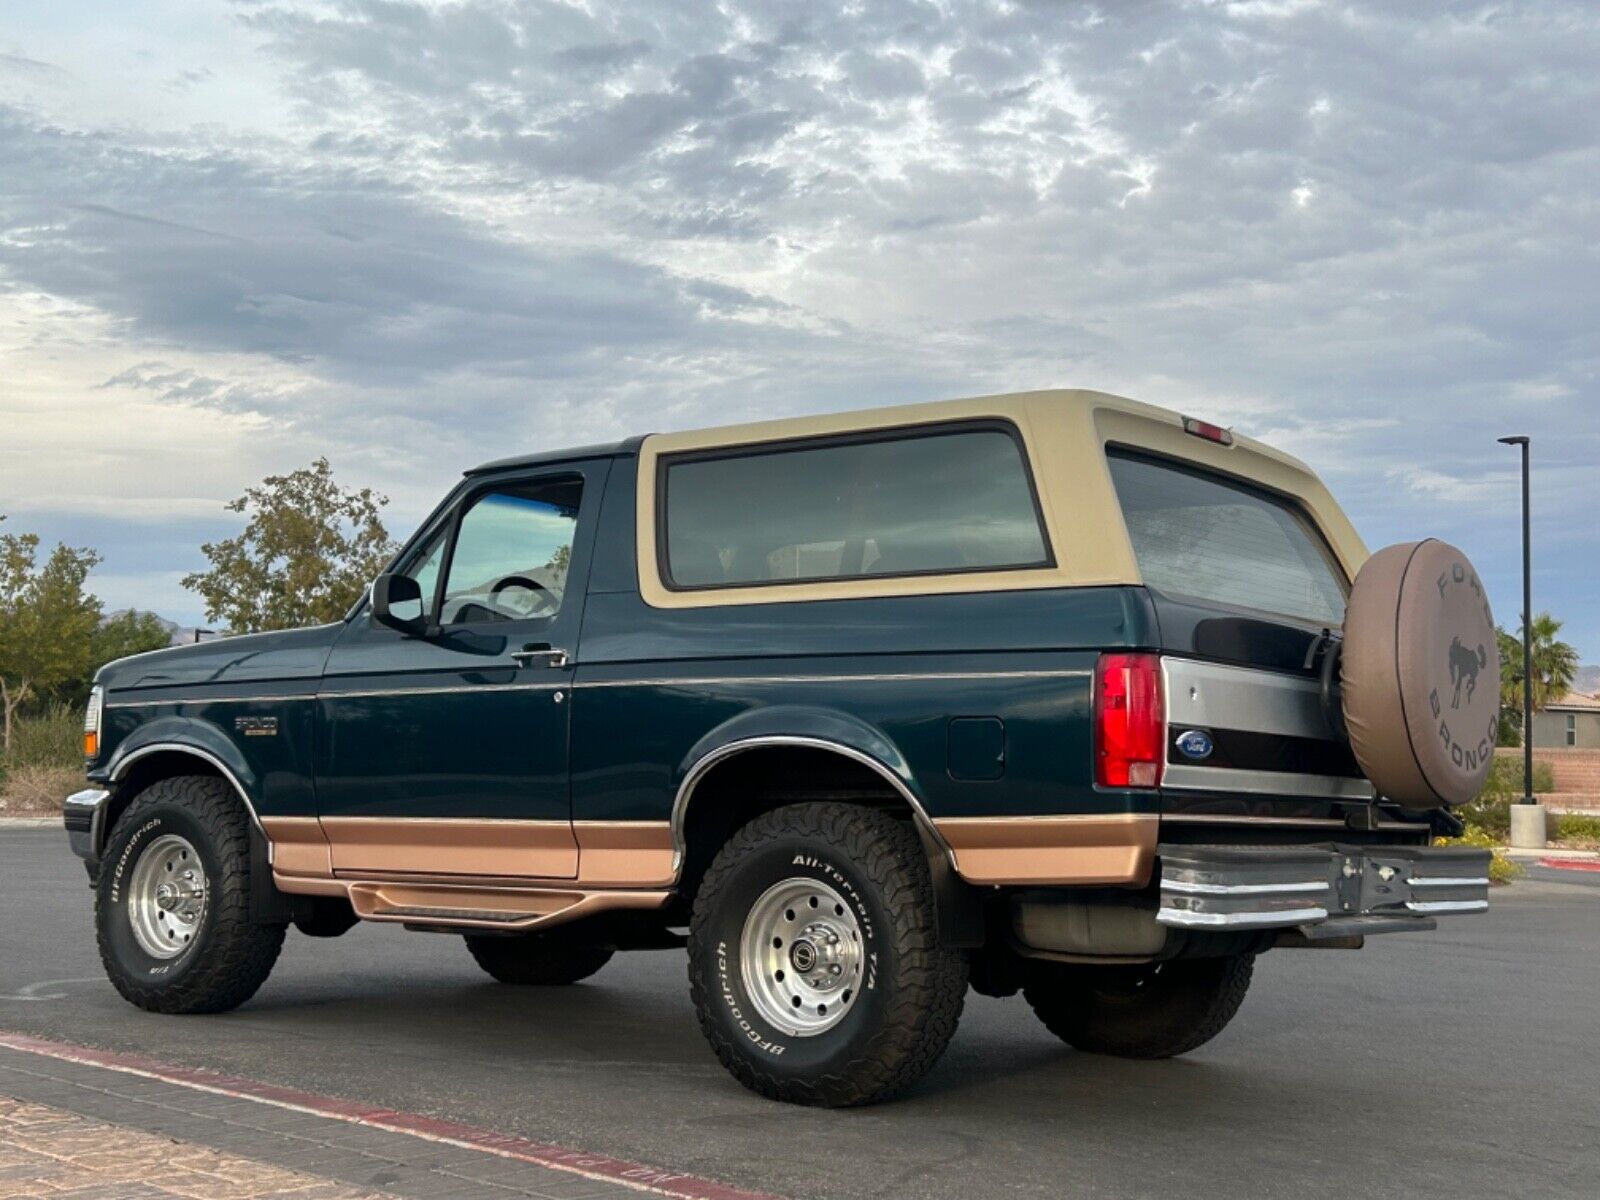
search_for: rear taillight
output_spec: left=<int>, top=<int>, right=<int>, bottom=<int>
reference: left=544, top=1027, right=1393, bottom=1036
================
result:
left=1094, top=653, right=1165, bottom=788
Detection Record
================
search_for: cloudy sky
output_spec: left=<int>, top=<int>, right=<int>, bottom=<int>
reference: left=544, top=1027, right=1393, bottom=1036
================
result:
left=2, top=0, right=1596, bottom=660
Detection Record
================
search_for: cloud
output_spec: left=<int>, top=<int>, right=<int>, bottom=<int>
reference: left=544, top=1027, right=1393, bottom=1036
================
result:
left=0, top=0, right=1597, bottom=652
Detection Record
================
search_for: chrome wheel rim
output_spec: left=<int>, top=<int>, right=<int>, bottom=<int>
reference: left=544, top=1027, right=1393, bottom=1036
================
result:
left=739, top=877, right=863, bottom=1037
left=127, top=834, right=208, bottom=960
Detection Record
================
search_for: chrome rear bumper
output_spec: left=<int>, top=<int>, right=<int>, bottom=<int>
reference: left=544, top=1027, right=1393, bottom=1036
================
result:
left=1156, top=842, right=1491, bottom=935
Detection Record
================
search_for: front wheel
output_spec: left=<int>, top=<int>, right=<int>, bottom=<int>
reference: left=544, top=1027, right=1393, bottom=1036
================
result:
left=688, top=803, right=967, bottom=1107
left=1024, top=954, right=1254, bottom=1059
left=95, top=776, right=285, bottom=1014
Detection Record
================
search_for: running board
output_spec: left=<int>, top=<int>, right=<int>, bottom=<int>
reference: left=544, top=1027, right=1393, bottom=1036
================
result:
left=345, top=882, right=672, bottom=932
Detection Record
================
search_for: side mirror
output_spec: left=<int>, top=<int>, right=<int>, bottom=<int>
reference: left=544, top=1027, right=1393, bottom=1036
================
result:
left=371, top=573, right=425, bottom=634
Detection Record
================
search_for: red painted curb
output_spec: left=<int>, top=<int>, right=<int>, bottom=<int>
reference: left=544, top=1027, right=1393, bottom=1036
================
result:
left=1537, top=857, right=1600, bottom=872
left=0, top=1031, right=777, bottom=1200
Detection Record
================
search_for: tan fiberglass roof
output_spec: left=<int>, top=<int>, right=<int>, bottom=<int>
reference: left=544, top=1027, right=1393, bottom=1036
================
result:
left=633, top=388, right=1369, bottom=609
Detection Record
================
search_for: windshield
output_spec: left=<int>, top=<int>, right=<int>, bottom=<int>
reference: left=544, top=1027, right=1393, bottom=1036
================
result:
left=1107, top=449, right=1348, bottom=626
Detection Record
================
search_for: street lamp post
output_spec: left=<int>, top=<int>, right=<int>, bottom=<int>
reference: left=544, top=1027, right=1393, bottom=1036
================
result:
left=1498, top=435, right=1543, bottom=848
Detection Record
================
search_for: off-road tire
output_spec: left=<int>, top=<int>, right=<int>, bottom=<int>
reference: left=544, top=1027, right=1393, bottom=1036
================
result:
left=688, top=803, right=967, bottom=1107
left=1024, top=954, right=1254, bottom=1059
left=95, top=776, right=285, bottom=1014
left=463, top=933, right=614, bottom=985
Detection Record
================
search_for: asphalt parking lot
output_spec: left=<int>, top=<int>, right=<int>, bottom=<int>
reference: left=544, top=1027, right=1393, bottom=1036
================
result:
left=3, top=826, right=1597, bottom=1200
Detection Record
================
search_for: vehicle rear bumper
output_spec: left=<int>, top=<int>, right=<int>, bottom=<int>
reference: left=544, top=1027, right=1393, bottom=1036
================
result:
left=1156, top=842, right=1490, bottom=936
left=63, top=788, right=111, bottom=869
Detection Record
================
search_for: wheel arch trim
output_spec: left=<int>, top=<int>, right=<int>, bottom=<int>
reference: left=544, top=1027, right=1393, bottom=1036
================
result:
left=669, top=733, right=954, bottom=881
left=105, top=741, right=265, bottom=844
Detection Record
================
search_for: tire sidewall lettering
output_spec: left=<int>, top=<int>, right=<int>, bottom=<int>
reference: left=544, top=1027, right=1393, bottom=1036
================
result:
left=100, top=804, right=213, bottom=982
left=706, top=842, right=892, bottom=1072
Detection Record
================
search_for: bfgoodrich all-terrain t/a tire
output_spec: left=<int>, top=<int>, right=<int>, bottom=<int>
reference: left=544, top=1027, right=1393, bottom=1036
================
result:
left=688, top=803, right=968, bottom=1107
left=463, top=932, right=614, bottom=985
left=1023, top=954, right=1254, bottom=1059
left=95, top=776, right=285, bottom=1014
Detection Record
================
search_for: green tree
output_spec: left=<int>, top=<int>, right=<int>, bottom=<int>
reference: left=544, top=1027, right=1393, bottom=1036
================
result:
left=182, top=459, right=399, bottom=634
left=1497, top=613, right=1580, bottom=742
left=92, top=610, right=175, bottom=666
left=0, top=516, right=103, bottom=752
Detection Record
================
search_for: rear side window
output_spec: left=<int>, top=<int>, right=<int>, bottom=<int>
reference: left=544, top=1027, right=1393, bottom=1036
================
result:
left=661, top=424, right=1050, bottom=589
left=1106, top=450, right=1347, bottom=625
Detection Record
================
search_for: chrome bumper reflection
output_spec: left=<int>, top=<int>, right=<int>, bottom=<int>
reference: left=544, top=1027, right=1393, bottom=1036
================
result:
left=1157, top=843, right=1490, bottom=933
left=63, top=788, right=110, bottom=865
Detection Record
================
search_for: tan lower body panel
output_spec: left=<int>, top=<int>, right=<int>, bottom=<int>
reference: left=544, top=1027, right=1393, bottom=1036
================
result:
left=319, top=816, right=580, bottom=878
left=572, top=821, right=676, bottom=887
left=934, top=814, right=1158, bottom=886
left=259, top=817, right=332, bottom=878
left=268, top=818, right=675, bottom=932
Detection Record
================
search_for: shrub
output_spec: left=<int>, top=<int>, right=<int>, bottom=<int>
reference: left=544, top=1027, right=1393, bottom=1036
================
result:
left=0, top=763, right=82, bottom=816
left=1553, top=813, right=1600, bottom=848
left=1486, top=755, right=1555, bottom=797
left=1434, top=823, right=1522, bottom=885
left=6, top=703, right=82, bottom=770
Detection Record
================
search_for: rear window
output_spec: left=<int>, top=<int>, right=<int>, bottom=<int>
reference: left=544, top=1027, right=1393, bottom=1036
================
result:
left=1106, top=450, right=1347, bottom=625
left=661, top=424, right=1050, bottom=589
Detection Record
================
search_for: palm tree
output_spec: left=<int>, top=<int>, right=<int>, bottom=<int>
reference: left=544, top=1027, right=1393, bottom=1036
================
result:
left=1498, top=613, right=1580, bottom=724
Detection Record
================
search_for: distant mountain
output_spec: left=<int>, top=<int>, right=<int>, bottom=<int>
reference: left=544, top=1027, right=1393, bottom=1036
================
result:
left=101, top=609, right=219, bottom=647
left=1575, top=665, right=1600, bottom=696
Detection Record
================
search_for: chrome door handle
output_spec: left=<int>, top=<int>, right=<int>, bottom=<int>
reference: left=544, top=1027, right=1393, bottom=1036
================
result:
left=511, top=645, right=569, bottom=668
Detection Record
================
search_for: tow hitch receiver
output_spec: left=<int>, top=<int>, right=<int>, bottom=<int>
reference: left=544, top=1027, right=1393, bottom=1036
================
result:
left=1156, top=843, right=1491, bottom=936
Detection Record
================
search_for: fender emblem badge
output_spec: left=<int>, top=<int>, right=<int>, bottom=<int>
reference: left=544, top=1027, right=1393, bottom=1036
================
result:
left=234, top=716, right=278, bottom=737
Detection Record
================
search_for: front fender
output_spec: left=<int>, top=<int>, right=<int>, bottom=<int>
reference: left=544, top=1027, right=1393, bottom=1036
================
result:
left=103, top=715, right=261, bottom=817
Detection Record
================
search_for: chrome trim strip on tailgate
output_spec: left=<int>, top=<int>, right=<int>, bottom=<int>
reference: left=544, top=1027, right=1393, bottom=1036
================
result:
left=1162, top=762, right=1376, bottom=800
left=1161, top=657, right=1376, bottom=800
left=1163, top=656, right=1333, bottom=739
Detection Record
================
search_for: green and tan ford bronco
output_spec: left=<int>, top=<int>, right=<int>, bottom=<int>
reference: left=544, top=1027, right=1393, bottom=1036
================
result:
left=66, top=390, right=1498, bottom=1106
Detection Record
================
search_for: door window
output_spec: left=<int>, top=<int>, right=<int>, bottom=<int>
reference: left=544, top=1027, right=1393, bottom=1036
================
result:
left=439, top=478, right=583, bottom=625
left=387, top=527, right=446, bottom=624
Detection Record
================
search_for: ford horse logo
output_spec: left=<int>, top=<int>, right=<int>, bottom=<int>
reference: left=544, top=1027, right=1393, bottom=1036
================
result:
left=1176, top=729, right=1214, bottom=761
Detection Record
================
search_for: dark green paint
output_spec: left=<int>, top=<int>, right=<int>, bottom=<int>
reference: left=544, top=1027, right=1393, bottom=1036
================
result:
left=947, top=718, right=1005, bottom=781
left=85, top=447, right=1169, bottom=832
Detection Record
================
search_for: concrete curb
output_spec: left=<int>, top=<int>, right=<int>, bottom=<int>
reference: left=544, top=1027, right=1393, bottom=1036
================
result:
left=1505, top=846, right=1600, bottom=861
left=1536, top=858, right=1600, bottom=873
left=0, top=817, right=58, bottom=828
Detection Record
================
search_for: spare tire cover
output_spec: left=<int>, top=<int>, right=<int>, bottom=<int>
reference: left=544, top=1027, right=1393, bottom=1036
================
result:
left=1341, top=540, right=1500, bottom=808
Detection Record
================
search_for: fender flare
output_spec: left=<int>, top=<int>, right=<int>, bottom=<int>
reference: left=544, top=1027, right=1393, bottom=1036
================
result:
left=104, top=716, right=263, bottom=834
left=670, top=707, right=984, bottom=947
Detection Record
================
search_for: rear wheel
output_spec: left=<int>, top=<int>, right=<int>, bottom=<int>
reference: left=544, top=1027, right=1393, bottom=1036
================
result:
left=464, top=932, right=614, bottom=985
left=95, top=776, right=285, bottom=1014
left=688, top=803, right=967, bottom=1107
left=1024, top=954, right=1254, bottom=1059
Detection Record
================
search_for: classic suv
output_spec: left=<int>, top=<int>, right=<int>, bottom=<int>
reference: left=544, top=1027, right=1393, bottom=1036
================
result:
left=66, top=390, right=1498, bottom=1107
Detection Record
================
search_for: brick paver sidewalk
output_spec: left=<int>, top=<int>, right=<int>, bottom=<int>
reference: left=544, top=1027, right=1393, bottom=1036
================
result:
left=0, top=1037, right=767, bottom=1200
left=0, top=1095, right=392, bottom=1199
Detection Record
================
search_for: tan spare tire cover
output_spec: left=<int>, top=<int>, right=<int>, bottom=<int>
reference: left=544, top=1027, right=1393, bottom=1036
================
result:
left=1341, top=540, right=1500, bottom=808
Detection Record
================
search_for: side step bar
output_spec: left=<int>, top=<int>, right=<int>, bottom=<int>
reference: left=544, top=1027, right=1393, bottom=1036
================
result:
left=1157, top=843, right=1491, bottom=934
left=346, top=882, right=671, bottom=932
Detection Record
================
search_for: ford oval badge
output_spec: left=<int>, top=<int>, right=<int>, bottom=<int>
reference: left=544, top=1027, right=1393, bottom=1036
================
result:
left=1176, top=729, right=1214, bottom=761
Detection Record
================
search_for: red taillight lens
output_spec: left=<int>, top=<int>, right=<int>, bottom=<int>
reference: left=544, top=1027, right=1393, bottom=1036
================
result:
left=1095, top=652, right=1165, bottom=788
left=1182, top=416, right=1234, bottom=446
